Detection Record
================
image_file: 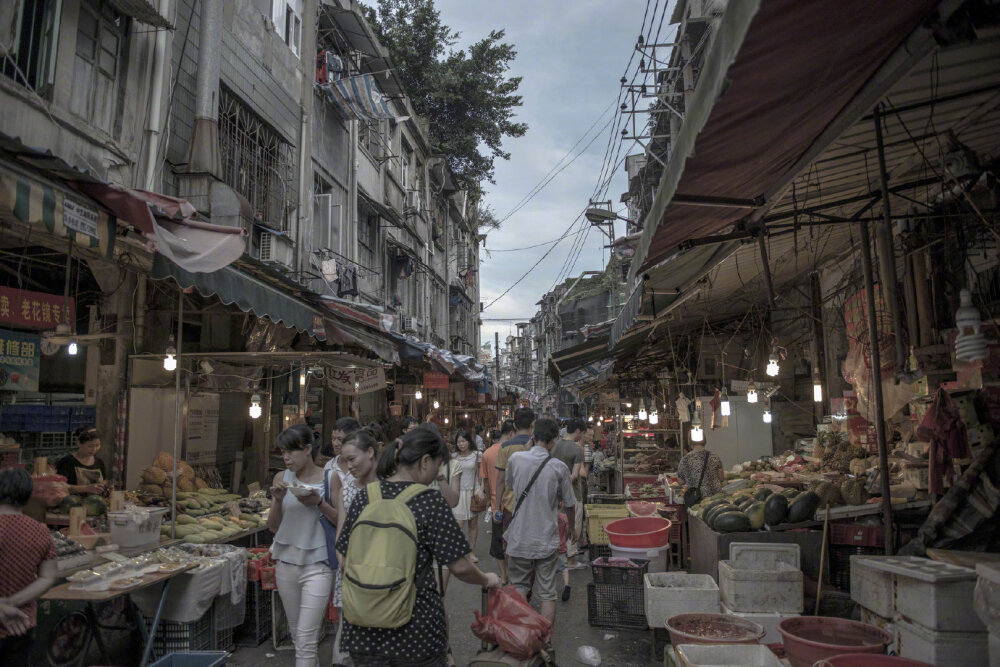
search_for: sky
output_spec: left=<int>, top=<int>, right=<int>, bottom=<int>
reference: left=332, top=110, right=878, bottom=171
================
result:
left=432, top=0, right=677, bottom=354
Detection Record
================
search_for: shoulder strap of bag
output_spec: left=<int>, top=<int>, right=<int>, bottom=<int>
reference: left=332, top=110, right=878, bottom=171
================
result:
left=695, top=450, right=710, bottom=488
left=367, top=480, right=382, bottom=504
left=324, top=469, right=332, bottom=505
left=395, top=482, right=429, bottom=505
left=511, top=455, right=553, bottom=522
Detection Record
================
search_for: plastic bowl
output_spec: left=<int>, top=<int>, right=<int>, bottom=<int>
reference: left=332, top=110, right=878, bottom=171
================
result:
left=778, top=616, right=891, bottom=667
left=812, top=655, right=933, bottom=667
left=604, top=517, right=672, bottom=548
left=666, top=612, right=765, bottom=647
left=626, top=501, right=661, bottom=517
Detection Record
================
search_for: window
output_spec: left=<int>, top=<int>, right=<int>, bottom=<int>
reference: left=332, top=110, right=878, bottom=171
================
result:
left=70, top=2, right=127, bottom=135
left=218, top=87, right=295, bottom=231
left=2, top=0, right=61, bottom=94
left=272, top=0, right=301, bottom=55
left=358, top=210, right=377, bottom=271
left=312, top=173, right=343, bottom=258
left=358, top=120, right=384, bottom=160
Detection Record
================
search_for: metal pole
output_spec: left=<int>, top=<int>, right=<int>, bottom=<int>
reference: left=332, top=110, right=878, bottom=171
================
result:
left=858, top=220, right=895, bottom=554
left=495, top=331, right=501, bottom=424
left=873, top=105, right=907, bottom=376
left=757, top=234, right=776, bottom=308
left=170, top=293, right=183, bottom=538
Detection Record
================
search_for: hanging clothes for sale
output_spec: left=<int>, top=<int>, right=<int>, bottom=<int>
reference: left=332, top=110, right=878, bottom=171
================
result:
left=337, top=265, right=359, bottom=298
left=916, top=387, right=971, bottom=495
left=676, top=393, right=691, bottom=422
left=709, top=389, right=724, bottom=429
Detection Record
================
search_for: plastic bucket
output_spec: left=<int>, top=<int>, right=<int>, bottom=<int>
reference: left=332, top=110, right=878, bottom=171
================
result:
left=610, top=544, right=669, bottom=573
left=626, top=501, right=661, bottom=517
left=604, top=517, right=671, bottom=548
left=812, top=655, right=932, bottom=667
left=666, top=612, right=765, bottom=647
left=778, top=616, right=891, bottom=667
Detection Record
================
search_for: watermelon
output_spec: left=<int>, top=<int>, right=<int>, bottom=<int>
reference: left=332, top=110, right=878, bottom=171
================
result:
left=714, top=511, right=751, bottom=533
left=787, top=491, right=821, bottom=522
left=58, top=494, right=84, bottom=514
left=705, top=504, right=738, bottom=528
left=781, top=488, right=800, bottom=498
left=764, top=493, right=789, bottom=525
left=754, top=487, right=774, bottom=502
left=83, top=496, right=107, bottom=517
left=746, top=502, right=766, bottom=530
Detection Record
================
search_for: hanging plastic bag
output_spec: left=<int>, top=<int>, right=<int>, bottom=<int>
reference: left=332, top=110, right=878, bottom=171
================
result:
left=471, top=585, right=553, bottom=660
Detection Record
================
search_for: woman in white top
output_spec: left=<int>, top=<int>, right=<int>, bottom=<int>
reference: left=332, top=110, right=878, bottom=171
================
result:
left=451, top=430, right=482, bottom=562
left=267, top=425, right=336, bottom=667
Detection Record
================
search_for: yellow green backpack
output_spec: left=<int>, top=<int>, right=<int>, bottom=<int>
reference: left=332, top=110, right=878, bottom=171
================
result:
left=342, top=481, right=429, bottom=628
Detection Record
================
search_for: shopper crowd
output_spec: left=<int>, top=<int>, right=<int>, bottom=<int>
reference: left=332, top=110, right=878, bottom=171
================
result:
left=269, top=408, right=600, bottom=666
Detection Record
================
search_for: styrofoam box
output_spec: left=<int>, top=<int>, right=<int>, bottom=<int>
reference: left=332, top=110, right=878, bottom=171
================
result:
left=675, top=643, right=782, bottom=667
left=851, top=555, right=896, bottom=618
left=977, top=563, right=1000, bottom=635
left=719, top=543, right=803, bottom=613
left=721, top=602, right=799, bottom=645
left=109, top=507, right=169, bottom=549
left=990, top=633, right=999, bottom=667
left=895, top=615, right=988, bottom=667
left=644, top=572, right=719, bottom=628
left=860, top=555, right=985, bottom=632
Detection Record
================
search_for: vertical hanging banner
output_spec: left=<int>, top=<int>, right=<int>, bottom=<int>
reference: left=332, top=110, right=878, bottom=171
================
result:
left=0, top=329, right=41, bottom=391
left=0, top=287, right=75, bottom=330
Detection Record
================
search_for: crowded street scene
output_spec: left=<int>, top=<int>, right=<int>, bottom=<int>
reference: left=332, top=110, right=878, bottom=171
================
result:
left=1, top=0, right=1000, bottom=665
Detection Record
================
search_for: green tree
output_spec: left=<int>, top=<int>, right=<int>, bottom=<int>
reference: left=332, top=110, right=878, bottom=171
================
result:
left=362, top=0, right=527, bottom=201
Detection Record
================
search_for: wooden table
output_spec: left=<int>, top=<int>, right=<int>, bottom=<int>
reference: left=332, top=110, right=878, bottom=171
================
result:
left=42, top=563, right=195, bottom=667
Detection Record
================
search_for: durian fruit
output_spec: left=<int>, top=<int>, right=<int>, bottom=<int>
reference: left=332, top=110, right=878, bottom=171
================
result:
left=154, top=451, right=174, bottom=472
left=176, top=460, right=195, bottom=480
left=194, top=477, right=208, bottom=490
left=141, top=466, right=167, bottom=485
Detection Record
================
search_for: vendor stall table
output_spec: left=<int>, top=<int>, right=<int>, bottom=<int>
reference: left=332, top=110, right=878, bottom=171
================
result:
left=213, top=524, right=267, bottom=546
left=813, top=499, right=932, bottom=521
left=42, top=563, right=195, bottom=667
left=687, top=515, right=825, bottom=583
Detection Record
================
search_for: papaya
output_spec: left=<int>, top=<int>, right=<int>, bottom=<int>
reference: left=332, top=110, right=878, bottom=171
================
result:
left=787, top=491, right=821, bottom=522
left=764, top=493, right=789, bottom=525
left=176, top=514, right=197, bottom=525
left=174, top=524, right=202, bottom=538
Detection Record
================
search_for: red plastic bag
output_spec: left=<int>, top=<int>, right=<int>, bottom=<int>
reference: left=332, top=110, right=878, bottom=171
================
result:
left=471, top=586, right=553, bottom=660
left=31, top=474, right=68, bottom=507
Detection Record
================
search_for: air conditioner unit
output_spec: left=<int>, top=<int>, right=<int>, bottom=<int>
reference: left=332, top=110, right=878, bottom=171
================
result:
left=405, top=190, right=421, bottom=212
left=258, top=231, right=295, bottom=268
left=402, top=316, right=419, bottom=333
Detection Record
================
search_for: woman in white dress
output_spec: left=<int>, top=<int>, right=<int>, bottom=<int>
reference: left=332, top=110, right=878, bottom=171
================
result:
left=451, top=430, right=482, bottom=562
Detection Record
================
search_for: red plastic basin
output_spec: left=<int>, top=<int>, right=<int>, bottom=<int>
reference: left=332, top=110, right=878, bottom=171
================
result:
left=813, top=655, right=932, bottom=667
left=603, top=517, right=672, bottom=548
left=778, top=617, right=891, bottom=667
left=626, top=501, right=661, bottom=517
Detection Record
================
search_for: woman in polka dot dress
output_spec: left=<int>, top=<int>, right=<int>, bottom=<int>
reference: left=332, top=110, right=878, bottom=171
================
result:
left=336, top=425, right=501, bottom=666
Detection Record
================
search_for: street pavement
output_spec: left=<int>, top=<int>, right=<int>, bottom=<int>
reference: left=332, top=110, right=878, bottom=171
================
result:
left=230, top=519, right=660, bottom=666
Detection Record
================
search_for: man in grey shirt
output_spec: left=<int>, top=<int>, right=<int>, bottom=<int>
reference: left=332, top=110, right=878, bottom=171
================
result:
left=504, top=418, right=577, bottom=625
left=550, top=419, right=586, bottom=569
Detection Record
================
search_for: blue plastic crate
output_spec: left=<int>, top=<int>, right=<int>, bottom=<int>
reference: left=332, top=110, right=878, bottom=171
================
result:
left=47, top=406, right=72, bottom=418
left=70, top=406, right=95, bottom=417
left=149, top=652, right=228, bottom=667
left=0, top=415, right=25, bottom=431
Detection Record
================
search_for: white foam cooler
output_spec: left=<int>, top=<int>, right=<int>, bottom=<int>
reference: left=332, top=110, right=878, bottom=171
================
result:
left=610, top=544, right=669, bottom=573
left=720, top=602, right=799, bottom=645
left=644, top=572, right=719, bottom=628
left=895, top=615, right=989, bottom=667
left=718, top=542, right=803, bottom=613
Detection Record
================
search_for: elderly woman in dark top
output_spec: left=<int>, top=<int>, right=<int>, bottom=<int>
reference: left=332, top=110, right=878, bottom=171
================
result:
left=677, top=441, right=725, bottom=499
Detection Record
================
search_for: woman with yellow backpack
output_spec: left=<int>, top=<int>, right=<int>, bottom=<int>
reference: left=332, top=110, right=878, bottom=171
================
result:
left=336, top=425, right=501, bottom=666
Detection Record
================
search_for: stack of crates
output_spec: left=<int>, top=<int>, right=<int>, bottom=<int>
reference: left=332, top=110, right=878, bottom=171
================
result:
left=587, top=557, right=649, bottom=630
left=237, top=548, right=274, bottom=646
left=143, top=612, right=213, bottom=660
left=585, top=503, right=628, bottom=547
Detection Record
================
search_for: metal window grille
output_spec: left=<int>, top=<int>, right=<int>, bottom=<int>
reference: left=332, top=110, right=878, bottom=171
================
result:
left=2, top=0, right=60, bottom=93
left=218, top=88, right=295, bottom=231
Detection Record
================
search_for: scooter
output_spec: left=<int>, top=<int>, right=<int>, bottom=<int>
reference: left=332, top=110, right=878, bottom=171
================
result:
left=468, top=589, right=555, bottom=667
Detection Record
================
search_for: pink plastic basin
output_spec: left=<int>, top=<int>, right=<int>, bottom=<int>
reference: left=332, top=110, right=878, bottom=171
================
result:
left=603, top=517, right=672, bottom=548
left=778, top=617, right=891, bottom=667
left=666, top=612, right=765, bottom=647
left=813, top=655, right=932, bottom=667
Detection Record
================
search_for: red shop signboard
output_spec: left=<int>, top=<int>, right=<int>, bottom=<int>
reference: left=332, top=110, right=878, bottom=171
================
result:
left=0, top=287, right=75, bottom=330
left=422, top=371, right=450, bottom=389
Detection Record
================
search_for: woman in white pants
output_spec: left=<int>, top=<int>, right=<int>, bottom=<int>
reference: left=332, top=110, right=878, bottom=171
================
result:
left=268, top=424, right=335, bottom=667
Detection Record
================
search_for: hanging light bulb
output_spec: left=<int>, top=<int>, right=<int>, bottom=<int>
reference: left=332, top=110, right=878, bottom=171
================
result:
left=68, top=340, right=78, bottom=356
left=625, top=401, right=632, bottom=409
left=163, top=337, right=177, bottom=372
left=746, top=378, right=758, bottom=404
left=763, top=409, right=773, bottom=424
left=249, top=393, right=262, bottom=419
left=812, top=369, right=823, bottom=403
left=720, top=388, right=731, bottom=416
left=637, top=399, right=647, bottom=421
left=415, top=389, right=423, bottom=400
left=433, top=399, right=440, bottom=409
left=955, top=289, right=988, bottom=362
left=690, top=403, right=704, bottom=442
left=588, top=415, right=594, bottom=422
left=444, top=416, right=449, bottom=424
left=766, top=348, right=780, bottom=377
left=464, top=413, right=469, bottom=419
left=354, top=378, right=361, bottom=392
left=648, top=409, right=659, bottom=425
left=300, top=370, right=307, bottom=386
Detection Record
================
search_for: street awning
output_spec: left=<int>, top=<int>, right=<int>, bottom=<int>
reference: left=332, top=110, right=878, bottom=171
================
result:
left=630, top=0, right=941, bottom=278
left=547, top=335, right=611, bottom=383
left=152, top=255, right=327, bottom=338
left=317, top=75, right=408, bottom=122
left=107, top=0, right=172, bottom=28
